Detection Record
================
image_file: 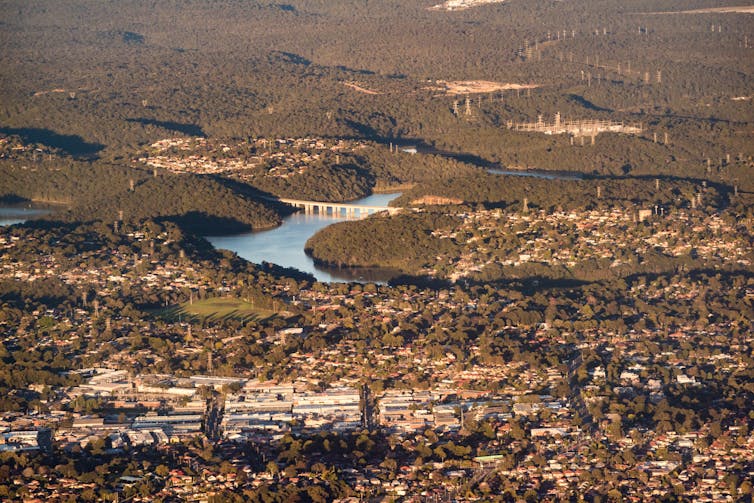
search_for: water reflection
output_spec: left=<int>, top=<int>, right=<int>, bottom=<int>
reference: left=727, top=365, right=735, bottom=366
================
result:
left=206, top=161, right=583, bottom=284
left=0, top=206, right=51, bottom=226
left=207, top=193, right=401, bottom=284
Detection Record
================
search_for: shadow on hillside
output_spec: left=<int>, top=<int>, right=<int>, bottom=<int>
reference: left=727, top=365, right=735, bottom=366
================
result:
left=462, top=267, right=754, bottom=295
left=158, top=212, right=253, bottom=236
left=567, top=94, right=613, bottom=113
left=205, top=176, right=298, bottom=217
left=336, top=126, right=498, bottom=170
left=269, top=51, right=311, bottom=66
left=126, top=118, right=205, bottom=137
left=0, top=127, right=104, bottom=159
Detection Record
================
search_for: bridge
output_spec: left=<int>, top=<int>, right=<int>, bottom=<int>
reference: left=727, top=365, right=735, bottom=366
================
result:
left=278, top=198, right=399, bottom=219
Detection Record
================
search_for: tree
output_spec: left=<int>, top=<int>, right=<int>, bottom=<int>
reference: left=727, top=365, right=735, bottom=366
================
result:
left=266, top=461, right=279, bottom=478
left=307, top=485, right=329, bottom=503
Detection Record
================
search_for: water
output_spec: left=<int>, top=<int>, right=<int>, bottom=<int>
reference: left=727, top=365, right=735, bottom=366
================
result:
left=207, top=193, right=401, bottom=283
left=0, top=205, right=51, bottom=226
left=412, top=142, right=583, bottom=180
left=2, top=151, right=579, bottom=284
left=206, top=161, right=582, bottom=283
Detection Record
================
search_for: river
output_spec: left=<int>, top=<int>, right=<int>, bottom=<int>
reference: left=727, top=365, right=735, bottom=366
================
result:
left=207, top=162, right=581, bottom=283
left=206, top=193, right=402, bottom=283
left=0, top=205, right=51, bottom=226
left=412, top=143, right=584, bottom=180
left=1, top=159, right=580, bottom=284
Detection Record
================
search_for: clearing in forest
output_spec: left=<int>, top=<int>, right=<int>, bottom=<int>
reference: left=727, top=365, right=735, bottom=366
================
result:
left=158, top=297, right=276, bottom=323
left=342, top=82, right=382, bottom=95
left=647, top=5, right=754, bottom=14
left=428, top=0, right=507, bottom=12
left=428, top=80, right=539, bottom=95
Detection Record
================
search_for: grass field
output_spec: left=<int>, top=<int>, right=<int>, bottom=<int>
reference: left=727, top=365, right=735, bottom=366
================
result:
left=158, top=297, right=275, bottom=324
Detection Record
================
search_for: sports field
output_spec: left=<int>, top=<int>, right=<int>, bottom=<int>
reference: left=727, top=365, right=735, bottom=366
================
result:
left=158, top=297, right=275, bottom=323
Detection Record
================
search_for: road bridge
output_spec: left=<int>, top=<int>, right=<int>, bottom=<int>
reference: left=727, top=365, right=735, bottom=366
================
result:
left=278, top=198, right=399, bottom=218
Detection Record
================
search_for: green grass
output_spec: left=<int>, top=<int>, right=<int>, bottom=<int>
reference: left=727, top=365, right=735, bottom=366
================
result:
left=157, top=297, right=275, bottom=324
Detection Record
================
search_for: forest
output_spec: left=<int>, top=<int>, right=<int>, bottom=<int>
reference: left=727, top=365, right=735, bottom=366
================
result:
left=0, top=0, right=749, bottom=240
left=0, top=0, right=751, bottom=175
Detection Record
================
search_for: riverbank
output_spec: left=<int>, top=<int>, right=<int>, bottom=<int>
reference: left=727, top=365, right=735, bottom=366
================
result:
left=207, top=192, right=403, bottom=283
left=205, top=156, right=587, bottom=284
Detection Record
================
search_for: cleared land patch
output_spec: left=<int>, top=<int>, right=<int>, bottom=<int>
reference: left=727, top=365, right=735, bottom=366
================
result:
left=427, top=80, right=539, bottom=95
left=342, top=82, right=382, bottom=95
left=429, top=0, right=506, bottom=11
left=158, top=297, right=276, bottom=323
left=647, top=5, right=754, bottom=14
